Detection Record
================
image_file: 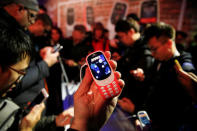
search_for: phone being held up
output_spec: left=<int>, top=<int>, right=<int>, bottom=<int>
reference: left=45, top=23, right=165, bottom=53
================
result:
left=26, top=88, right=49, bottom=110
left=137, top=110, right=151, bottom=130
left=52, top=43, right=63, bottom=53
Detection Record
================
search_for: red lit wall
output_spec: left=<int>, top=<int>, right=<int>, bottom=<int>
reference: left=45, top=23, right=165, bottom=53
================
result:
left=45, top=0, right=197, bottom=39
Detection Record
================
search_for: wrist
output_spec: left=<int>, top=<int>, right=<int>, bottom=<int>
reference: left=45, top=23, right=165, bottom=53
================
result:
left=70, top=118, right=100, bottom=131
left=70, top=118, right=88, bottom=131
left=43, top=59, right=52, bottom=67
left=20, top=127, right=32, bottom=131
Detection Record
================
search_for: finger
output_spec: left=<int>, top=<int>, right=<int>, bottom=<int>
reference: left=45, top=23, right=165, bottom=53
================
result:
left=121, top=97, right=129, bottom=102
left=60, top=115, right=72, bottom=125
left=75, top=68, right=93, bottom=97
left=174, top=59, right=182, bottom=70
left=28, top=103, right=45, bottom=120
left=54, top=51, right=59, bottom=56
left=188, top=72, right=197, bottom=82
left=104, top=51, right=111, bottom=60
left=109, top=60, right=117, bottom=71
left=174, top=64, right=180, bottom=73
left=105, top=51, right=118, bottom=71
left=118, top=79, right=125, bottom=89
left=130, top=70, right=134, bottom=74
left=117, top=100, right=123, bottom=105
left=135, top=119, right=143, bottom=131
left=31, top=102, right=45, bottom=113
left=114, top=71, right=121, bottom=79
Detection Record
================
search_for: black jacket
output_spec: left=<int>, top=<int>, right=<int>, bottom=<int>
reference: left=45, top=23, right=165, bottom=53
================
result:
left=145, top=51, right=197, bottom=131
left=117, top=39, right=154, bottom=109
left=0, top=9, right=50, bottom=109
left=0, top=8, right=49, bottom=108
left=0, top=8, right=60, bottom=131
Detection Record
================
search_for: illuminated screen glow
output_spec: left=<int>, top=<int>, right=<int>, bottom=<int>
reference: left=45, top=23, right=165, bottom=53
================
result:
left=87, top=52, right=111, bottom=80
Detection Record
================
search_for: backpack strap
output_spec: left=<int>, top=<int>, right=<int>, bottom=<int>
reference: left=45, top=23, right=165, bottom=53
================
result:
left=0, top=99, right=20, bottom=131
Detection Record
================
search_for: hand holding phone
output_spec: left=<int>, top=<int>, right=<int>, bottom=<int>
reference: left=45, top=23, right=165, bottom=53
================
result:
left=86, top=51, right=122, bottom=99
left=27, top=88, right=49, bottom=109
left=52, top=43, right=63, bottom=53
left=137, top=111, right=151, bottom=128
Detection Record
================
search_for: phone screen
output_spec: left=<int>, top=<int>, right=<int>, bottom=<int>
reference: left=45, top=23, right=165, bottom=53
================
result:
left=28, top=89, right=48, bottom=109
left=87, top=52, right=111, bottom=80
left=138, top=112, right=151, bottom=125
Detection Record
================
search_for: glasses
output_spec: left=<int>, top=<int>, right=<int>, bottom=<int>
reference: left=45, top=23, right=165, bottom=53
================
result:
left=8, top=66, right=26, bottom=75
left=24, top=7, right=37, bottom=24
left=24, top=7, right=37, bottom=19
left=8, top=66, right=26, bottom=83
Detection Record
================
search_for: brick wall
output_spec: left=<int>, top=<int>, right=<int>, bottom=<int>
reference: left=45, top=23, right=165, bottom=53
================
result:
left=45, top=0, right=197, bottom=39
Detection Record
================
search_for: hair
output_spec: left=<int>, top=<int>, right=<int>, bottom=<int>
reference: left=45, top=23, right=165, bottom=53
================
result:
left=0, top=27, right=33, bottom=68
left=92, top=22, right=105, bottom=39
left=52, top=26, right=63, bottom=38
left=126, top=13, right=140, bottom=22
left=115, top=19, right=140, bottom=33
left=39, top=5, right=47, bottom=12
left=74, top=24, right=86, bottom=34
left=176, top=30, right=188, bottom=38
left=36, top=13, right=52, bottom=27
left=142, top=22, right=176, bottom=42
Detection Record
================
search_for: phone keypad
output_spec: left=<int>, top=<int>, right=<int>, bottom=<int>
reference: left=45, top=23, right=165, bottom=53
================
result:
left=98, top=79, right=121, bottom=99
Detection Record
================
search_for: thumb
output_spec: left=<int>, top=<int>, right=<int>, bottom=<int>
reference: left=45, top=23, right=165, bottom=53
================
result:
left=75, top=68, right=93, bottom=96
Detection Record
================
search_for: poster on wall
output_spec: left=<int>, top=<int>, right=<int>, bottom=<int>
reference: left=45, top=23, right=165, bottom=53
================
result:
left=111, top=2, right=127, bottom=25
left=86, top=6, right=94, bottom=30
left=140, top=0, right=158, bottom=24
left=66, top=8, right=75, bottom=37
left=67, top=8, right=75, bottom=26
left=107, top=1, right=128, bottom=40
left=86, top=6, right=94, bottom=25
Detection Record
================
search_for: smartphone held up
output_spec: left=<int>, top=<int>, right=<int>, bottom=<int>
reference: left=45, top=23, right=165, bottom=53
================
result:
left=52, top=43, right=63, bottom=53
left=27, top=88, right=49, bottom=109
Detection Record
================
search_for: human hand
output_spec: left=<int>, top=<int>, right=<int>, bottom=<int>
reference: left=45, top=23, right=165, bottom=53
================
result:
left=78, top=57, right=86, bottom=66
left=20, top=103, right=45, bottom=131
left=70, top=51, right=125, bottom=131
left=109, top=39, right=119, bottom=48
left=130, top=68, right=145, bottom=81
left=135, top=119, right=151, bottom=131
left=118, top=97, right=135, bottom=113
left=174, top=61, right=193, bottom=88
left=55, top=107, right=74, bottom=127
left=65, top=59, right=78, bottom=67
left=40, top=46, right=59, bottom=67
left=174, top=61, right=197, bottom=102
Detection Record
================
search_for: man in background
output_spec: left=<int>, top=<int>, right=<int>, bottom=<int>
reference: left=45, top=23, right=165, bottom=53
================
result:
left=143, top=22, right=197, bottom=131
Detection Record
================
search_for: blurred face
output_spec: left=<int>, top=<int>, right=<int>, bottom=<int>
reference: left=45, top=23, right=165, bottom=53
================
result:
left=117, top=31, right=134, bottom=47
left=148, top=36, right=173, bottom=61
left=28, top=20, right=51, bottom=37
left=26, top=9, right=37, bottom=26
left=0, top=56, right=30, bottom=96
left=72, top=30, right=85, bottom=44
left=95, top=29, right=103, bottom=39
left=51, top=29, right=60, bottom=43
left=18, top=6, right=37, bottom=28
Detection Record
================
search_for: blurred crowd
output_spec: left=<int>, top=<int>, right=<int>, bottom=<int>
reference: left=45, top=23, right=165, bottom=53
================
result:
left=0, top=0, right=197, bottom=131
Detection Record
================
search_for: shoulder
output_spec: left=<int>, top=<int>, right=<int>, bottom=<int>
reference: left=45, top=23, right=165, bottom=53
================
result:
left=0, top=98, right=20, bottom=131
left=178, top=51, right=196, bottom=73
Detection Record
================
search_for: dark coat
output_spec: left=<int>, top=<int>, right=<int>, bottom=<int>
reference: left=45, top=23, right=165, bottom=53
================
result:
left=145, top=51, right=197, bottom=131
left=117, top=39, right=154, bottom=109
